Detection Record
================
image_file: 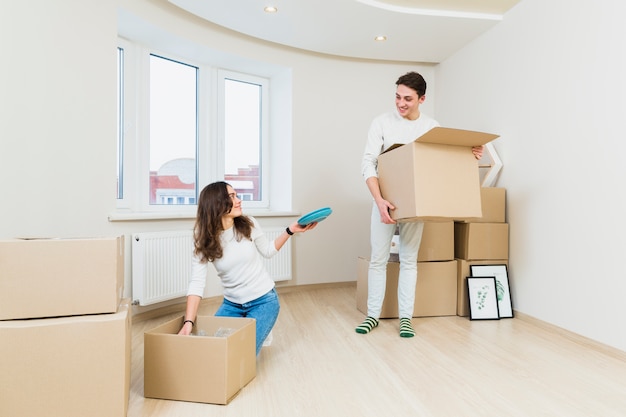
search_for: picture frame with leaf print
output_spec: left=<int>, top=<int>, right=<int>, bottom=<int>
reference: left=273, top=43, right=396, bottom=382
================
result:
left=470, top=264, right=513, bottom=318
left=467, top=276, right=500, bottom=320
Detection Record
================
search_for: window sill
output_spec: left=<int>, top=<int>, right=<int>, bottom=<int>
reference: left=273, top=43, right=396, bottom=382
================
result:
left=108, top=209, right=300, bottom=222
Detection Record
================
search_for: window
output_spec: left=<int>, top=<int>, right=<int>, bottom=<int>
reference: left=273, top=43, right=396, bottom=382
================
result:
left=115, top=37, right=288, bottom=218
left=219, top=71, right=268, bottom=208
left=148, top=54, right=198, bottom=206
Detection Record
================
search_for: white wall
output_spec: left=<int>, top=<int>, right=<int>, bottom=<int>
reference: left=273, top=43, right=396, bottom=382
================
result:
left=436, top=0, right=626, bottom=352
left=1, top=1, right=118, bottom=237
left=1, top=0, right=435, bottom=313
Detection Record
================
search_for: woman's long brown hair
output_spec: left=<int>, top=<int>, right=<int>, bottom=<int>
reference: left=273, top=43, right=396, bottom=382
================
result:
left=194, top=181, right=253, bottom=262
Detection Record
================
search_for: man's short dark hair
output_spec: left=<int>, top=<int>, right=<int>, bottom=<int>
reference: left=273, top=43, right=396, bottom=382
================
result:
left=396, top=72, right=427, bottom=97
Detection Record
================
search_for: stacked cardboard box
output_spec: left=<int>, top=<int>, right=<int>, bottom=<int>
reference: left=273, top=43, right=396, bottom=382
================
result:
left=454, top=188, right=509, bottom=316
left=356, top=221, right=457, bottom=318
left=0, top=237, right=130, bottom=417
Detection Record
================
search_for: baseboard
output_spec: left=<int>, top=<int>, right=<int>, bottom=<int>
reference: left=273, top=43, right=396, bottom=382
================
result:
left=514, top=310, right=626, bottom=361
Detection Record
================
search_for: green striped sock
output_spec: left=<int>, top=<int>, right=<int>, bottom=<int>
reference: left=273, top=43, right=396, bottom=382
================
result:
left=355, top=316, right=379, bottom=334
left=399, top=318, right=415, bottom=338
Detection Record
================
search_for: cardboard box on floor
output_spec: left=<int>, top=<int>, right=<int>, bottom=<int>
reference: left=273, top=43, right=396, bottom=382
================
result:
left=454, top=222, right=509, bottom=260
left=144, top=316, right=256, bottom=405
left=378, top=127, right=499, bottom=222
left=356, top=257, right=457, bottom=318
left=0, top=299, right=131, bottom=417
left=456, top=259, right=509, bottom=316
left=0, top=236, right=124, bottom=320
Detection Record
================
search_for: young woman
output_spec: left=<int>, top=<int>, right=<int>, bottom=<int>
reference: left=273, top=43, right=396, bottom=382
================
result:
left=178, top=181, right=317, bottom=355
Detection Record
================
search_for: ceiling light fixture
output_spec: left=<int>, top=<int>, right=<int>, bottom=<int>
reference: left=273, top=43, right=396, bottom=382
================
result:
left=264, top=6, right=278, bottom=13
left=374, top=35, right=387, bottom=41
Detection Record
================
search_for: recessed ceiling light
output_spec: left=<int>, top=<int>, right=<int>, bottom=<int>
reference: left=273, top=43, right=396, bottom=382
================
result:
left=264, top=6, right=278, bottom=13
left=374, top=35, right=387, bottom=41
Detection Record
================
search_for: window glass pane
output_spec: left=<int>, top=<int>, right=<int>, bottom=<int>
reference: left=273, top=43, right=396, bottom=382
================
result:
left=224, top=78, right=261, bottom=201
left=149, top=55, right=197, bottom=205
left=116, top=47, right=124, bottom=200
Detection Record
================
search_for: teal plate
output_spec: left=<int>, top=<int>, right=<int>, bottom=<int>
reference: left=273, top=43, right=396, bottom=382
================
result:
left=297, top=207, right=333, bottom=226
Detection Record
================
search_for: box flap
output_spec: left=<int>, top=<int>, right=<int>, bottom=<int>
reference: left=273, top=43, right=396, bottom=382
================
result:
left=384, top=143, right=404, bottom=153
left=415, top=127, right=499, bottom=147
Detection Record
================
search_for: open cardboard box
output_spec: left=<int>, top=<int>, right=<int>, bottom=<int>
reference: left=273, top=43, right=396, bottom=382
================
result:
left=144, top=315, right=256, bottom=405
left=378, top=127, right=499, bottom=222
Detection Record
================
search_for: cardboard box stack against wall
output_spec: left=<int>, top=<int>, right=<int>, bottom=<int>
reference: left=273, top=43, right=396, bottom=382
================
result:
left=356, top=127, right=501, bottom=319
left=0, top=236, right=130, bottom=417
left=454, top=188, right=509, bottom=317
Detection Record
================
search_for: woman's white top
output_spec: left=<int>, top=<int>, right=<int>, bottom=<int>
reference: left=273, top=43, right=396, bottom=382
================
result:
left=187, top=217, right=277, bottom=304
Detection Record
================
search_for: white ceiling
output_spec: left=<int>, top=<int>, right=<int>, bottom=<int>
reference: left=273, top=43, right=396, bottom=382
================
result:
left=168, top=0, right=521, bottom=63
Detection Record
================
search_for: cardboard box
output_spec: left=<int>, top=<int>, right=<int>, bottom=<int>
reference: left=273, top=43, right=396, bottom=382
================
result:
left=454, top=222, right=509, bottom=260
left=0, top=236, right=124, bottom=320
left=144, top=316, right=256, bottom=405
left=390, top=221, right=454, bottom=262
left=0, top=299, right=131, bottom=417
left=458, top=187, right=506, bottom=223
left=479, top=187, right=506, bottom=223
left=456, top=259, right=509, bottom=316
left=356, top=257, right=457, bottom=318
left=378, top=127, right=499, bottom=222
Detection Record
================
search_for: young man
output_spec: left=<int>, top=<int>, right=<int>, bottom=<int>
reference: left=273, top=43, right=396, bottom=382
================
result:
left=357, top=72, right=483, bottom=337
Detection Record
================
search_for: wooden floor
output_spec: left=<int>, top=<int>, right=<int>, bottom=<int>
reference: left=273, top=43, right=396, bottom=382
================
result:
left=128, top=283, right=626, bottom=417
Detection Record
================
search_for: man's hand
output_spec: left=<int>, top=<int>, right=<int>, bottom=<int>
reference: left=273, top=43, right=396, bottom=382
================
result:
left=472, top=145, right=484, bottom=160
left=376, top=198, right=396, bottom=224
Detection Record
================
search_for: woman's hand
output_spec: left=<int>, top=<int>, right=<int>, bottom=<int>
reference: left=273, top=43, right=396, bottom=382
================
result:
left=177, top=321, right=193, bottom=335
left=275, top=222, right=317, bottom=251
left=289, top=221, right=318, bottom=233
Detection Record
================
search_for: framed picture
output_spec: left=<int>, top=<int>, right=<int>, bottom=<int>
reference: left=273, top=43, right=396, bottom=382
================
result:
left=467, top=276, right=500, bottom=320
left=470, top=264, right=513, bottom=318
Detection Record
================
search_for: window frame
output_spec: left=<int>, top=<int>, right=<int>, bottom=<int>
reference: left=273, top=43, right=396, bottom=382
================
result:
left=116, top=46, right=125, bottom=200
left=217, top=69, right=270, bottom=209
left=115, top=39, right=275, bottom=216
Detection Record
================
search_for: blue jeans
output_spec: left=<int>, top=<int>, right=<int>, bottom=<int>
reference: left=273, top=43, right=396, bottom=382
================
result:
left=215, top=288, right=280, bottom=355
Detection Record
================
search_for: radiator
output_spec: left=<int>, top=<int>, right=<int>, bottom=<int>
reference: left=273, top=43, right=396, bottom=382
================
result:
left=131, top=228, right=292, bottom=306
left=263, top=228, right=292, bottom=282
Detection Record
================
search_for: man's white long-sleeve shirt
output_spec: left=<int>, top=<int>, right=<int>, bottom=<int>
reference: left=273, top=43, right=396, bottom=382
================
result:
left=361, top=111, right=439, bottom=180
